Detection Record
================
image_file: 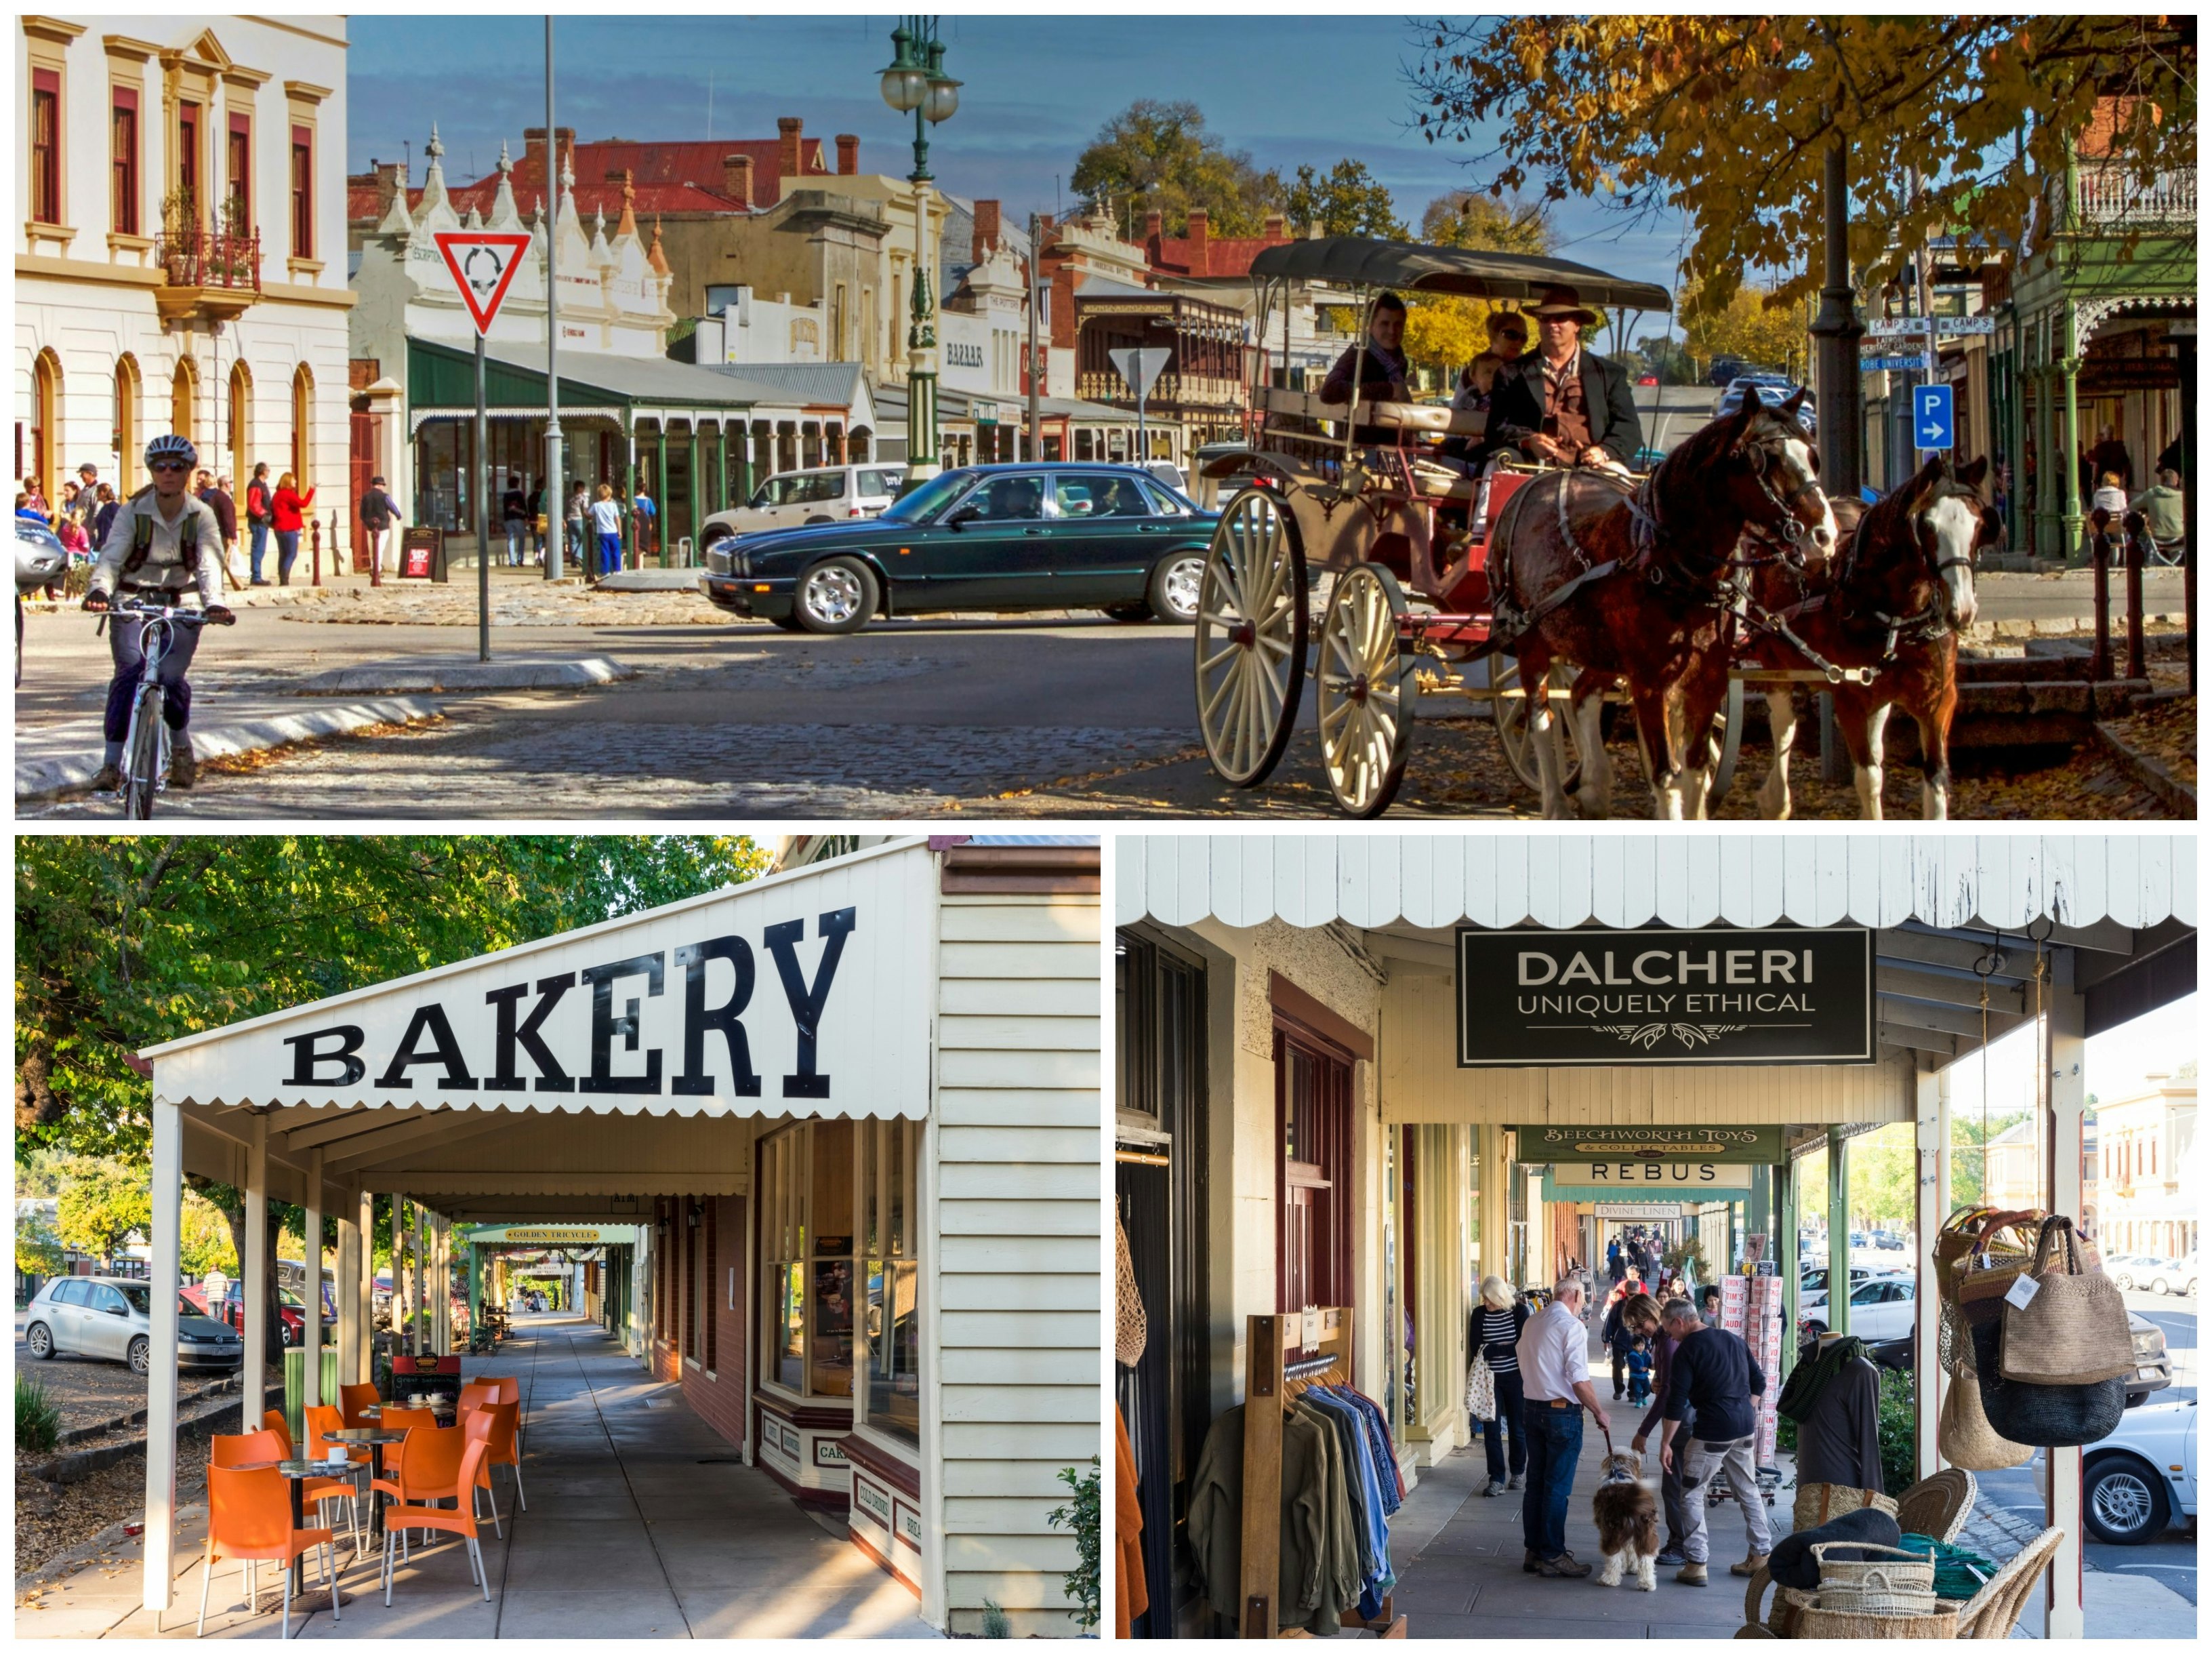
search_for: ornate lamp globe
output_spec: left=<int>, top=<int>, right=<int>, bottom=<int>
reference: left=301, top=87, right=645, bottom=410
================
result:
left=880, top=26, right=925, bottom=114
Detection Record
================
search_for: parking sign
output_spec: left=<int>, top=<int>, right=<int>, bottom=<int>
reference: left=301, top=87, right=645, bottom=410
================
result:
left=1913, top=384, right=1954, bottom=451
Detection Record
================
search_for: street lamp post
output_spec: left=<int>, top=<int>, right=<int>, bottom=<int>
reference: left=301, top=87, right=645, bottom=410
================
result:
left=879, top=17, right=960, bottom=479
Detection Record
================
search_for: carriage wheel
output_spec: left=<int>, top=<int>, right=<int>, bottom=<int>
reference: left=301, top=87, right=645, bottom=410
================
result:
left=1194, top=487, right=1307, bottom=787
left=1316, top=565, right=1414, bottom=818
left=1706, top=678, right=1747, bottom=801
left=1491, top=658, right=1586, bottom=796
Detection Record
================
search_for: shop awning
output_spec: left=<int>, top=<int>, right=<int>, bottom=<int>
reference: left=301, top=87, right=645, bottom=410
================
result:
left=1116, top=835, right=2192, bottom=934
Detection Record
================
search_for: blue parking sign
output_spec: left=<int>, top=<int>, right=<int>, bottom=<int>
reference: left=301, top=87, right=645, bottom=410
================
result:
left=1913, top=384, right=1954, bottom=451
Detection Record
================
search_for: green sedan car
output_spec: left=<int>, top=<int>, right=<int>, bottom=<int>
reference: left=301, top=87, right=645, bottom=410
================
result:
left=698, top=463, right=1218, bottom=634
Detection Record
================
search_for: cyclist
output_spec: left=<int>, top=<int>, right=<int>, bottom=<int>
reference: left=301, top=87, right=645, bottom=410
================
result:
left=82, top=434, right=232, bottom=790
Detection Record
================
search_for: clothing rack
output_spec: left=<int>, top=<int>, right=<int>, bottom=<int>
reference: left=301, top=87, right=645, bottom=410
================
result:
left=1240, top=1308, right=1406, bottom=1640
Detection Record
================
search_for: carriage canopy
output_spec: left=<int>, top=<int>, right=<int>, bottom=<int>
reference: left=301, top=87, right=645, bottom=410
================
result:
left=1248, top=235, right=1673, bottom=313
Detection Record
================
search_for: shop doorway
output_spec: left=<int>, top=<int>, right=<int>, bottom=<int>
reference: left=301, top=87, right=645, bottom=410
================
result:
left=1275, top=1029, right=1351, bottom=1313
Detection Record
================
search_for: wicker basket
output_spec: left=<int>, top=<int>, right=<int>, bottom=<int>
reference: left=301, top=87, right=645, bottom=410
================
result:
left=1790, top=1602, right=1959, bottom=1639
left=1811, top=1541, right=1938, bottom=1618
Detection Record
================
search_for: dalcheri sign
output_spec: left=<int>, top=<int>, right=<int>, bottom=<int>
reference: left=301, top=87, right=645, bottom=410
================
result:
left=1516, top=1124, right=1782, bottom=1165
left=1458, top=925, right=1872, bottom=1067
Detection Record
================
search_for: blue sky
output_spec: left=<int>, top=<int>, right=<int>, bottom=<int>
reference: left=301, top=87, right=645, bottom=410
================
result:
left=347, top=12, right=1692, bottom=302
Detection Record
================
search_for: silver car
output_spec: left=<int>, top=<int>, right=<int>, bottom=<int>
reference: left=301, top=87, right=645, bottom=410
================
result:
left=22, top=1274, right=243, bottom=1375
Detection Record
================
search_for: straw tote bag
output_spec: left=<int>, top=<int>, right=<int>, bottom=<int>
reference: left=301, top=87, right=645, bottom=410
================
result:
left=1938, top=1364, right=2033, bottom=1471
left=1114, top=1214, right=1148, bottom=1369
left=1999, top=1217, right=2133, bottom=1386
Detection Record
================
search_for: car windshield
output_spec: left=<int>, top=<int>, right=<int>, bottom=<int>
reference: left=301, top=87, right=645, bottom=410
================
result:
left=880, top=470, right=974, bottom=523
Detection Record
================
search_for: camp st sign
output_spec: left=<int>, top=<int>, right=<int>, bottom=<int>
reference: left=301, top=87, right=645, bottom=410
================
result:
left=158, top=850, right=937, bottom=1119
left=1458, top=926, right=1872, bottom=1067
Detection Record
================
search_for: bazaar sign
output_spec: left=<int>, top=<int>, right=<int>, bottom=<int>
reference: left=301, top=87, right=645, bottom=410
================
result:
left=1458, top=926, right=1872, bottom=1067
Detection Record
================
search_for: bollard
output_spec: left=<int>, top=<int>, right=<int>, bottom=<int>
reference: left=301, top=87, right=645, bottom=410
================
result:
left=2089, top=515, right=2112, bottom=681
left=2123, top=510, right=2147, bottom=682
left=310, top=515, right=323, bottom=588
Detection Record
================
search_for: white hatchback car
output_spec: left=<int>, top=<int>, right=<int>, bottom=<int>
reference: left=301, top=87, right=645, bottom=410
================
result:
left=699, top=463, right=908, bottom=546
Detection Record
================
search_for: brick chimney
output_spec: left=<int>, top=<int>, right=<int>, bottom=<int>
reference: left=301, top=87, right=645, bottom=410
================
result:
left=372, top=159, right=405, bottom=216
left=972, top=198, right=1001, bottom=264
left=1263, top=212, right=1287, bottom=240
left=1144, top=208, right=1164, bottom=243
left=1186, top=207, right=1210, bottom=277
left=521, top=125, right=574, bottom=190
left=777, top=117, right=803, bottom=181
left=836, top=134, right=859, bottom=176
left=724, top=154, right=754, bottom=209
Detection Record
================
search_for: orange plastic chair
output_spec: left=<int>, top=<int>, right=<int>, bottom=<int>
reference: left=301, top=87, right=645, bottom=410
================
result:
left=461, top=1409, right=504, bottom=1537
left=210, top=1429, right=285, bottom=1470
left=457, top=1381, right=499, bottom=1424
left=302, top=1403, right=369, bottom=1559
left=380, top=1436, right=494, bottom=1607
left=260, top=1410, right=295, bottom=1455
left=337, top=1382, right=381, bottom=1430
left=363, top=1408, right=437, bottom=1550
left=474, top=1398, right=527, bottom=1511
left=197, top=1463, right=340, bottom=1638
left=371, top=1421, right=466, bottom=1563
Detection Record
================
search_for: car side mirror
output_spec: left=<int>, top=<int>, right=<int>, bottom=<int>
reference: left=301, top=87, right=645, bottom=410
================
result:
left=947, top=504, right=981, bottom=528
left=108, top=1303, right=129, bottom=1316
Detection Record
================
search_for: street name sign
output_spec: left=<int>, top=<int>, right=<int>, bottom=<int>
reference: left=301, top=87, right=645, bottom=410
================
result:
left=1863, top=355, right=1931, bottom=374
left=1458, top=925, right=1874, bottom=1066
left=1914, top=384, right=1955, bottom=450
left=432, top=231, right=532, bottom=335
left=1867, top=315, right=1996, bottom=339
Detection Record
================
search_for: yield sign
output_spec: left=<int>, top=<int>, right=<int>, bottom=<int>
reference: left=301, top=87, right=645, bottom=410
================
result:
left=432, top=231, right=533, bottom=335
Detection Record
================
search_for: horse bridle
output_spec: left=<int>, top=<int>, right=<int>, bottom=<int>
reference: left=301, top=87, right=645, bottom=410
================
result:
left=1736, top=432, right=1826, bottom=563
left=1841, top=487, right=1982, bottom=660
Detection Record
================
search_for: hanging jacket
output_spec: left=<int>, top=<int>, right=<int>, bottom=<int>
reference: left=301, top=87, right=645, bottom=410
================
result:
left=1113, top=1409, right=1147, bottom=1638
left=1185, top=1403, right=1341, bottom=1634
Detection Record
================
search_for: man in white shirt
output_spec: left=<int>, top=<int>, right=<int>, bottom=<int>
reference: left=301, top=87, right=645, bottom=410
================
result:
left=1515, top=1275, right=1607, bottom=1577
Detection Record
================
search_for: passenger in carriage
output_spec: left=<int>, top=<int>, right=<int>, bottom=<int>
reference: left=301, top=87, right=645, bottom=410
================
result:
left=1440, top=308, right=1530, bottom=474
left=1319, top=292, right=1414, bottom=443
left=1482, top=284, right=1643, bottom=474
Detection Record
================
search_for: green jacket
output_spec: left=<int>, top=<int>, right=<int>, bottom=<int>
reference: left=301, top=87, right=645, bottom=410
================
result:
left=1187, top=1402, right=1361, bottom=1634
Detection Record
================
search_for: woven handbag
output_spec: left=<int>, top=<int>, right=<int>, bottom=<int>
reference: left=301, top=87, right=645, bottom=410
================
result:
left=1938, top=1368, right=2032, bottom=1471
left=1811, top=1541, right=1938, bottom=1617
left=1970, top=1317, right=2125, bottom=1449
left=2000, top=1217, right=2133, bottom=1386
left=1466, top=1356, right=1496, bottom=1423
left=1954, top=1210, right=2051, bottom=1333
left=1113, top=1214, right=1147, bottom=1368
left=1792, top=1482, right=1900, bottom=1533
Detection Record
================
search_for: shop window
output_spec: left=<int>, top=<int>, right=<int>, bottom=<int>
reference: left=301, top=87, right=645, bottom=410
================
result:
left=178, top=102, right=201, bottom=214
left=290, top=127, right=313, bottom=258
left=859, top=1118, right=922, bottom=1446
left=226, top=113, right=250, bottom=229
left=112, top=92, right=140, bottom=235
left=1275, top=1027, right=1352, bottom=1313
left=758, top=1121, right=858, bottom=1399
left=32, top=71, right=62, bottom=224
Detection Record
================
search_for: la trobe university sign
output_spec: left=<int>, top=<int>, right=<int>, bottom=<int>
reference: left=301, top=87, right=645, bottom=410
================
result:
left=1456, top=926, right=1873, bottom=1068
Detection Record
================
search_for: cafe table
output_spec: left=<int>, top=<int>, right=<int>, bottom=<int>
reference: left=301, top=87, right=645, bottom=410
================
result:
left=323, top=1428, right=409, bottom=1546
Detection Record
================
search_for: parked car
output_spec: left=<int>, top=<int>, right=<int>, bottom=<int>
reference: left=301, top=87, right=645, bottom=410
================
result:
left=2036, top=1400, right=2196, bottom=1545
left=699, top=463, right=1219, bottom=634
left=1800, top=1274, right=1919, bottom=1342
left=1719, top=374, right=1815, bottom=434
left=214, top=1281, right=337, bottom=1348
left=1707, top=354, right=1750, bottom=388
left=22, top=1275, right=243, bottom=1374
left=2106, top=1253, right=2173, bottom=1289
left=1870, top=1231, right=1907, bottom=1252
left=2135, top=1253, right=2198, bottom=1297
left=697, top=462, right=909, bottom=546
left=16, top=515, right=68, bottom=687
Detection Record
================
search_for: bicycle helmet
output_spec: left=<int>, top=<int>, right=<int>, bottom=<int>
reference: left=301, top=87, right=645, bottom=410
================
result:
left=144, top=433, right=198, bottom=470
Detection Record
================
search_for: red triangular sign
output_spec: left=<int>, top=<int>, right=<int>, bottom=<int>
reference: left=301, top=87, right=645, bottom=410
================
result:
left=432, top=231, right=534, bottom=335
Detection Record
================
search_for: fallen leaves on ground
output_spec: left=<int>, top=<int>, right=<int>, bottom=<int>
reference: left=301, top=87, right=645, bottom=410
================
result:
left=2110, top=694, right=2196, bottom=789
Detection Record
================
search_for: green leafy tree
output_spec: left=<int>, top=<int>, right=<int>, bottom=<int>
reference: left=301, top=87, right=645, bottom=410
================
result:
left=1285, top=159, right=1406, bottom=239
left=1069, top=100, right=1285, bottom=237
left=180, top=1191, right=239, bottom=1278
left=16, top=1203, right=66, bottom=1278
left=57, top=1156, right=152, bottom=1267
left=1845, top=1122, right=1917, bottom=1228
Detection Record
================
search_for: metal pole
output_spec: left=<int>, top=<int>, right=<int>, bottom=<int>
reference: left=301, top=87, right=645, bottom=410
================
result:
left=544, top=16, right=564, bottom=581
left=1808, top=134, right=1865, bottom=494
left=1027, top=209, right=1042, bottom=460
left=474, top=331, right=490, bottom=659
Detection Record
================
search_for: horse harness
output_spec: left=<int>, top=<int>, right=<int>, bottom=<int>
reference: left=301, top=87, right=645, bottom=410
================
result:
left=1757, top=500, right=1969, bottom=672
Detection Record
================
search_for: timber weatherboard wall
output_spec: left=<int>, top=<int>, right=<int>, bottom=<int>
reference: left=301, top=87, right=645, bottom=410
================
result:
left=933, top=889, right=1102, bottom=1638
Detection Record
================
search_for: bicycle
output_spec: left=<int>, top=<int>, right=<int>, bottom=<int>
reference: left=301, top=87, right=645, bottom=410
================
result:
left=91, top=594, right=234, bottom=819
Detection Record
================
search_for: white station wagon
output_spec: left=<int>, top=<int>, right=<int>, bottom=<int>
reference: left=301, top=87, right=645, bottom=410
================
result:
left=699, top=462, right=908, bottom=547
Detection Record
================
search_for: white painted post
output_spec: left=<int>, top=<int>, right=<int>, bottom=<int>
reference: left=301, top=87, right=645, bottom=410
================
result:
left=2045, top=968, right=2088, bottom=1640
left=144, top=1097, right=184, bottom=1621
left=243, top=1114, right=269, bottom=1428
left=303, top=1148, right=324, bottom=1411
left=412, top=1202, right=425, bottom=1357
left=1913, top=1062, right=1949, bottom=1478
left=391, top=1191, right=406, bottom=1363
left=336, top=1197, right=357, bottom=1404
left=356, top=1186, right=375, bottom=1384
left=435, top=1217, right=450, bottom=1354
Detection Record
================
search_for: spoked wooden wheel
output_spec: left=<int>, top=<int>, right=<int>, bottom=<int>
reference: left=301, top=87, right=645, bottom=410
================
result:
left=1491, top=657, right=1586, bottom=795
left=1194, top=486, right=1307, bottom=787
left=1704, top=678, right=1747, bottom=801
left=1316, top=565, right=1414, bottom=818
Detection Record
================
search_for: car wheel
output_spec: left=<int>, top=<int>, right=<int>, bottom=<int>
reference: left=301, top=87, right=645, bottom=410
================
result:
left=699, top=527, right=732, bottom=563
left=1147, top=550, right=1206, bottom=623
left=2083, top=1457, right=2170, bottom=1545
left=792, top=557, right=878, bottom=635
left=2113, top=1272, right=2134, bottom=1290
left=768, top=613, right=806, bottom=633
left=25, top=1321, right=54, bottom=1359
left=128, top=1335, right=151, bottom=1376
left=804, top=515, right=835, bottom=525
left=1101, top=601, right=1153, bottom=623
left=2152, top=1277, right=2171, bottom=1295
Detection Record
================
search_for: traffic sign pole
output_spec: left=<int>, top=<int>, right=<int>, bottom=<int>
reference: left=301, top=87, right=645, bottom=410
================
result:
left=475, top=332, right=489, bottom=661
left=431, top=229, right=532, bottom=660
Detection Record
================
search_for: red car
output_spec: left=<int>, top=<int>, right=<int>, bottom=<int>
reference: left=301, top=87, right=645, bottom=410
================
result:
left=215, top=1283, right=338, bottom=1348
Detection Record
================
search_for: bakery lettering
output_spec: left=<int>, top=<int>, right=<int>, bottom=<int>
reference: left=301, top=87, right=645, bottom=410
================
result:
left=281, top=906, right=857, bottom=1099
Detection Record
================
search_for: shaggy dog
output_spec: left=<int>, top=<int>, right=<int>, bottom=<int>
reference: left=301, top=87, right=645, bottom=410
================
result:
left=1591, top=1447, right=1661, bottom=1590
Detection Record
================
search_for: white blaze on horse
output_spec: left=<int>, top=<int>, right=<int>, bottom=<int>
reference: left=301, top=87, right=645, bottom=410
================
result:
left=1745, top=456, right=1996, bottom=820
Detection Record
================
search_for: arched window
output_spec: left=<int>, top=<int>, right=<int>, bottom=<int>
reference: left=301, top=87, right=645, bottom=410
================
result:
left=228, top=361, right=252, bottom=491
left=170, top=356, right=199, bottom=447
left=290, top=363, right=313, bottom=487
left=113, top=355, right=141, bottom=493
left=30, top=348, right=62, bottom=502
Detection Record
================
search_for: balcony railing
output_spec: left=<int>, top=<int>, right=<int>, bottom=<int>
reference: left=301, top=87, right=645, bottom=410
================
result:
left=1076, top=370, right=1244, bottom=409
left=158, top=223, right=263, bottom=294
left=2073, top=167, right=2196, bottom=228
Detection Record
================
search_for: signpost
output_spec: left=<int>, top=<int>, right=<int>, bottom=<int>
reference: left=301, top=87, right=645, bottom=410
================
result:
left=1867, top=315, right=1994, bottom=338
left=432, top=230, right=531, bottom=662
left=1107, top=345, right=1172, bottom=468
left=1913, top=384, right=1955, bottom=453
left=1862, top=355, right=1933, bottom=374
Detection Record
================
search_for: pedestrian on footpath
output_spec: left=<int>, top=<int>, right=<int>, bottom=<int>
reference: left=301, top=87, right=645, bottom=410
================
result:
left=565, top=481, right=589, bottom=567
left=1515, top=1274, right=1605, bottom=1578
left=1468, top=1274, right=1530, bottom=1497
left=1601, top=1273, right=1646, bottom=1398
left=270, top=472, right=314, bottom=585
left=244, top=463, right=274, bottom=584
left=590, top=483, right=623, bottom=577
left=199, top=473, right=240, bottom=588
left=71, top=462, right=102, bottom=527
left=91, top=483, right=119, bottom=548
left=528, top=475, right=547, bottom=563
left=1657, top=1296, right=1772, bottom=1586
left=1625, top=1295, right=1692, bottom=1567
left=632, top=484, right=657, bottom=561
left=359, top=475, right=402, bottom=573
left=501, top=474, right=529, bottom=567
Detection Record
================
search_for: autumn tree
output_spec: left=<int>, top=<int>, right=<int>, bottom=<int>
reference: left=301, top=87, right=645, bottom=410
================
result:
left=1406, top=16, right=2196, bottom=315
left=1069, top=100, right=1285, bottom=237
left=1679, top=274, right=1815, bottom=380
left=1284, top=159, right=1405, bottom=239
left=57, top=1156, right=153, bottom=1268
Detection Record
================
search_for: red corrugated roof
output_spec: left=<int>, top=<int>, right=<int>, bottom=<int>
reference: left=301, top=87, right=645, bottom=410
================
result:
left=1148, top=233, right=1290, bottom=280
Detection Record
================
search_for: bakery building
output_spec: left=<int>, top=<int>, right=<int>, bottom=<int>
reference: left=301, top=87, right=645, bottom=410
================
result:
left=1114, top=833, right=2191, bottom=1639
left=137, top=835, right=1102, bottom=1637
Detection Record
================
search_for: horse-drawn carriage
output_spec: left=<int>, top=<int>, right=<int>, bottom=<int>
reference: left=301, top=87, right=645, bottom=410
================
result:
left=1193, top=235, right=1987, bottom=819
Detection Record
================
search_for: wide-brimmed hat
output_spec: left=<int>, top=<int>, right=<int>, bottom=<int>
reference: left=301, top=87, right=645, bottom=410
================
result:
left=1529, top=285, right=1600, bottom=325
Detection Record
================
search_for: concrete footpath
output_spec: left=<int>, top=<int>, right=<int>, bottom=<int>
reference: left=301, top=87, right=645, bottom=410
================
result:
left=16, top=1314, right=936, bottom=1640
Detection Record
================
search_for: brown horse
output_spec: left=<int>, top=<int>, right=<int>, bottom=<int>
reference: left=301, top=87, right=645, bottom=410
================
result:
left=1488, top=388, right=1835, bottom=818
left=1746, top=456, right=1995, bottom=820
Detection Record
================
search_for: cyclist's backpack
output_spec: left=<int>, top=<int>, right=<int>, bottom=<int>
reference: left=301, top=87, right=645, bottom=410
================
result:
left=119, top=491, right=203, bottom=586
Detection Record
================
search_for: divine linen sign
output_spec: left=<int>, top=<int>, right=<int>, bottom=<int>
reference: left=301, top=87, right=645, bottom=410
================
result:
left=1457, top=925, right=1872, bottom=1067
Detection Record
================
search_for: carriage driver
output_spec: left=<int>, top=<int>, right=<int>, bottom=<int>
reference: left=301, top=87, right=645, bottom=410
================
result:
left=1481, top=285, right=1643, bottom=473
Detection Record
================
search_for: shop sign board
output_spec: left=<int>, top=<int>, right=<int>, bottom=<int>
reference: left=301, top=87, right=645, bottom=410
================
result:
left=1515, top=1124, right=1784, bottom=1164
left=466, top=1226, right=624, bottom=1246
left=1590, top=1204, right=1687, bottom=1220
left=1458, top=925, right=1872, bottom=1066
left=1543, top=1162, right=1753, bottom=1199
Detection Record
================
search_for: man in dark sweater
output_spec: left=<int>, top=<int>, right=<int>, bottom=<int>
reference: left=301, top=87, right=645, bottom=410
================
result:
left=1657, top=1297, right=1772, bottom=1586
left=1626, top=1295, right=1691, bottom=1567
